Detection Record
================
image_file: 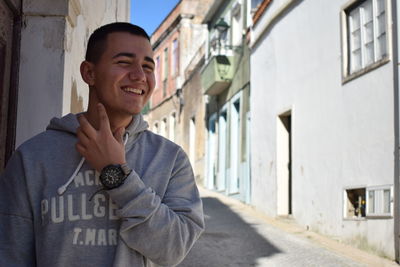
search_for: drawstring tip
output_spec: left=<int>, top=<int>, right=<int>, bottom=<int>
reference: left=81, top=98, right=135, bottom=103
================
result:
left=57, top=157, right=85, bottom=196
left=57, top=186, right=66, bottom=195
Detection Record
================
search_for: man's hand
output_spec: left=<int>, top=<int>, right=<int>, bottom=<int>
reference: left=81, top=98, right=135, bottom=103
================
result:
left=76, top=103, right=126, bottom=172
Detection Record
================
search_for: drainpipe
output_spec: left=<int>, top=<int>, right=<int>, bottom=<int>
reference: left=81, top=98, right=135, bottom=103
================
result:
left=393, top=0, right=400, bottom=262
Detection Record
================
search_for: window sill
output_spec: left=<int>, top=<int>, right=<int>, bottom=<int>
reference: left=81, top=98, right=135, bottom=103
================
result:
left=365, top=215, right=393, bottom=219
left=343, top=217, right=366, bottom=221
left=342, top=216, right=393, bottom=220
left=342, top=57, right=390, bottom=84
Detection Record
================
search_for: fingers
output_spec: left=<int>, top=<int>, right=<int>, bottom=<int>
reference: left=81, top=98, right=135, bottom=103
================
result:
left=76, top=126, right=90, bottom=156
left=113, top=127, right=125, bottom=144
left=76, top=126, right=90, bottom=144
left=97, top=103, right=111, bottom=132
left=77, top=114, right=97, bottom=138
left=75, top=142, right=86, bottom=156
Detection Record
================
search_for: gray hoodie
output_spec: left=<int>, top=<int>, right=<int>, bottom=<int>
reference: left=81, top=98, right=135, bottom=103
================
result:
left=0, top=113, right=204, bottom=267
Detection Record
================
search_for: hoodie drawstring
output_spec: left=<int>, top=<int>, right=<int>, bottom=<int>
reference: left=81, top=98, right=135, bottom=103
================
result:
left=123, top=132, right=129, bottom=146
left=57, top=157, right=85, bottom=195
left=57, top=132, right=130, bottom=195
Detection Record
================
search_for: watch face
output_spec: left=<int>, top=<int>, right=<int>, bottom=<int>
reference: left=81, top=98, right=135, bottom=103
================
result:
left=100, top=165, right=125, bottom=189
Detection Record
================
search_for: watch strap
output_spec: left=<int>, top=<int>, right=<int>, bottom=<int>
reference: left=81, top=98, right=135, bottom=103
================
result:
left=121, top=162, right=132, bottom=176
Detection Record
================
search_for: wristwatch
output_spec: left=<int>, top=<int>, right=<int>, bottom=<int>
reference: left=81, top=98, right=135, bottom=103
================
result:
left=99, top=163, right=132, bottom=190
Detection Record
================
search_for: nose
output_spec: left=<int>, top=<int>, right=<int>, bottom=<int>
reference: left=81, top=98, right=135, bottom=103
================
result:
left=129, top=63, right=146, bottom=82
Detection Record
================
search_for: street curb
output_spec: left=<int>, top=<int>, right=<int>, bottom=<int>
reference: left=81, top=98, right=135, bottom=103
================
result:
left=198, top=186, right=399, bottom=267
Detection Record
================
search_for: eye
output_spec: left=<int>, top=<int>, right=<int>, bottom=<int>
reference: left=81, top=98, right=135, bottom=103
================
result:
left=143, top=64, right=154, bottom=72
left=117, top=60, right=130, bottom=65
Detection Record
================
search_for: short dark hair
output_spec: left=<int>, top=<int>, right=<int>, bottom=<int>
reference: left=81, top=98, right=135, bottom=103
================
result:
left=85, top=22, right=150, bottom=63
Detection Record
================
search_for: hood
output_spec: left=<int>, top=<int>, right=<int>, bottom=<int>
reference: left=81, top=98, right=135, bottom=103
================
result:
left=46, top=113, right=149, bottom=143
left=46, top=113, right=80, bottom=135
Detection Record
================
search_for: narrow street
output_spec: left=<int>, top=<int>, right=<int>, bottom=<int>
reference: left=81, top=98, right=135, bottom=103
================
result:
left=179, top=188, right=398, bottom=267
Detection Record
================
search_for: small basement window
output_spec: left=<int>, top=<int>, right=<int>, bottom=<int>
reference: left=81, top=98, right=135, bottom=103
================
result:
left=344, top=188, right=366, bottom=219
left=344, top=185, right=393, bottom=220
left=366, top=185, right=393, bottom=217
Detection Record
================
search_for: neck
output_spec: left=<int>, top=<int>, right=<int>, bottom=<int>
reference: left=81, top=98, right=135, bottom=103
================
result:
left=84, top=104, right=133, bottom=132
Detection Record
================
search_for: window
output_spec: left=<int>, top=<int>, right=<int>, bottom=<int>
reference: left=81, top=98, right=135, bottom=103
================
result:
left=160, top=117, right=167, bottom=138
left=366, top=185, right=393, bottom=217
left=169, top=112, right=176, bottom=142
left=163, top=48, right=169, bottom=97
left=189, top=117, right=196, bottom=169
left=155, top=56, right=161, bottom=90
left=343, top=0, right=388, bottom=77
left=344, top=185, right=393, bottom=219
left=153, top=122, right=159, bottom=134
left=344, top=188, right=366, bottom=219
left=172, top=39, right=179, bottom=77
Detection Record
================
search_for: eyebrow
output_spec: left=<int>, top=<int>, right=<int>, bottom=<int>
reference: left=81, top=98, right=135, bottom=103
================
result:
left=112, top=52, right=155, bottom=65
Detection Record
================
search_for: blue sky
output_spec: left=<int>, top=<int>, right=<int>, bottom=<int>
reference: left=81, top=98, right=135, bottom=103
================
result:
left=130, top=0, right=180, bottom=36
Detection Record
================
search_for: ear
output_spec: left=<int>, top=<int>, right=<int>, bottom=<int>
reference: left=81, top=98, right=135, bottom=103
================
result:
left=80, top=61, right=95, bottom=86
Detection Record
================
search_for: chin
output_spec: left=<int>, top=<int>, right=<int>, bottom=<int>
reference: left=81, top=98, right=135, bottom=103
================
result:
left=127, top=109, right=142, bottom=116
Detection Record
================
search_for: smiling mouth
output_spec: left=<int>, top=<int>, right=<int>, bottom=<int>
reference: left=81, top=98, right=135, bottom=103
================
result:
left=123, top=87, right=144, bottom=95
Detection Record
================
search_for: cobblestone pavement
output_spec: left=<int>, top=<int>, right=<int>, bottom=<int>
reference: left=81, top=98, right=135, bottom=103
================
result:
left=179, top=188, right=398, bottom=267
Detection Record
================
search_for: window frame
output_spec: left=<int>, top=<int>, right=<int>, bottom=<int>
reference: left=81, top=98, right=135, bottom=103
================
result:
left=153, top=121, right=159, bottom=134
left=163, top=47, right=169, bottom=97
left=169, top=111, right=176, bottom=142
left=341, top=0, right=390, bottom=83
left=155, top=55, right=161, bottom=90
left=171, top=38, right=179, bottom=77
left=343, top=187, right=367, bottom=220
left=366, top=185, right=393, bottom=218
left=163, top=47, right=169, bottom=80
left=160, top=117, right=167, bottom=138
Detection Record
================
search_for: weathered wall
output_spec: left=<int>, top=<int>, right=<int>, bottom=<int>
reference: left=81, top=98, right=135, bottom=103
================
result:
left=15, top=0, right=130, bottom=146
left=63, top=0, right=130, bottom=115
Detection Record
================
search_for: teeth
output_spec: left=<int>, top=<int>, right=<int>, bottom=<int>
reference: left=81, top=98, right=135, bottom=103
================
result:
left=123, top=87, right=143, bottom=95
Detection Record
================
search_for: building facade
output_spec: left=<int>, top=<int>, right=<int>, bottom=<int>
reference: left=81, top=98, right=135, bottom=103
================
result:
left=201, top=0, right=251, bottom=203
left=0, top=0, right=130, bottom=170
left=250, top=0, right=398, bottom=259
left=179, top=43, right=208, bottom=184
left=145, top=0, right=213, bottom=183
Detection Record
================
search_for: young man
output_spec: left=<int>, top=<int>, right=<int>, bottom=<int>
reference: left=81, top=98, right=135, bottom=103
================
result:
left=0, top=23, right=204, bottom=266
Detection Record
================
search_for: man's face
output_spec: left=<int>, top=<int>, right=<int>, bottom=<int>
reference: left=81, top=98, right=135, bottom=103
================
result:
left=89, top=32, right=155, bottom=117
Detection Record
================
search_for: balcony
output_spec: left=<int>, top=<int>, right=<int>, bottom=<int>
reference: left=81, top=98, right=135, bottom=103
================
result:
left=201, top=55, right=234, bottom=96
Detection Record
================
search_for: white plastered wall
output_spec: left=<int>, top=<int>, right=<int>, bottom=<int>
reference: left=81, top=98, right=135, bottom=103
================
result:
left=250, top=0, right=395, bottom=258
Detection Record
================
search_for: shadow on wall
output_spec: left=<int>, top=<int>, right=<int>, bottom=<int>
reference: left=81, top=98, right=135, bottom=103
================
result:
left=180, top=197, right=281, bottom=266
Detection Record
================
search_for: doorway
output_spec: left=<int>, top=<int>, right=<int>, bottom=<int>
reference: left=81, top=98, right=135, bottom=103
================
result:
left=207, top=113, right=217, bottom=189
left=277, top=112, right=292, bottom=215
left=189, top=116, right=196, bottom=173
left=217, top=109, right=227, bottom=191
left=229, top=98, right=240, bottom=194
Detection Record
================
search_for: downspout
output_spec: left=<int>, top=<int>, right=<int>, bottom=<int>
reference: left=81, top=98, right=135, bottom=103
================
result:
left=393, top=0, right=400, bottom=262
